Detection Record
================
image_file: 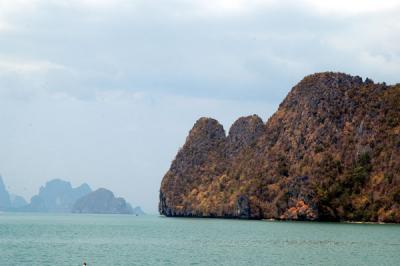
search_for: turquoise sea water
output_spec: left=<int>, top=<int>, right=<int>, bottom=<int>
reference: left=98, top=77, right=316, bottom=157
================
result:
left=0, top=213, right=399, bottom=265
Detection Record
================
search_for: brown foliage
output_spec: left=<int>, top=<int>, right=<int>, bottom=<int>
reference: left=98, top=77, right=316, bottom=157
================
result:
left=160, top=72, right=400, bottom=222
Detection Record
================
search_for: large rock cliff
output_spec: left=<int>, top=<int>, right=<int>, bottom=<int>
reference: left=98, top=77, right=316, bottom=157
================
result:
left=159, top=72, right=400, bottom=222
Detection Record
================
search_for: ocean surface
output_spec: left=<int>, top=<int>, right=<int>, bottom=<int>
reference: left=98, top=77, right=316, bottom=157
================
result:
left=0, top=213, right=399, bottom=265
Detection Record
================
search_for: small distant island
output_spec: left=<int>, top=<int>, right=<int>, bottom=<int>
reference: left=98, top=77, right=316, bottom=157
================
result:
left=0, top=177, right=143, bottom=215
left=159, top=72, right=400, bottom=223
left=72, top=188, right=144, bottom=215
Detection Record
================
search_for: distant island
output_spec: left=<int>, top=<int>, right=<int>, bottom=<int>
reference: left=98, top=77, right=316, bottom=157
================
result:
left=72, top=188, right=144, bottom=215
left=0, top=176, right=27, bottom=210
left=159, top=72, right=400, bottom=223
left=0, top=177, right=143, bottom=215
left=19, top=179, right=92, bottom=212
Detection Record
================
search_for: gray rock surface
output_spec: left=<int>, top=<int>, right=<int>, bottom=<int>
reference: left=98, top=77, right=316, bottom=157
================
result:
left=226, top=115, right=264, bottom=157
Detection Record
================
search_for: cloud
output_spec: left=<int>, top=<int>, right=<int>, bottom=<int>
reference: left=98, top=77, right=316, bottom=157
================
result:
left=305, top=0, right=400, bottom=15
left=0, top=0, right=398, bottom=102
left=0, top=58, right=66, bottom=73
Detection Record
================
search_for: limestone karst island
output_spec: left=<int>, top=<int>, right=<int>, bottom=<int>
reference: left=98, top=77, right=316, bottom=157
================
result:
left=160, top=72, right=400, bottom=223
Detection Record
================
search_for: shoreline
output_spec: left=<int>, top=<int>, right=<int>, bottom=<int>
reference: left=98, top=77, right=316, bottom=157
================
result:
left=161, top=214, right=398, bottom=224
left=261, top=218, right=396, bottom=225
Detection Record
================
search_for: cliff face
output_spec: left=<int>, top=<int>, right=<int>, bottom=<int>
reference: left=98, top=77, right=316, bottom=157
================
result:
left=159, top=72, right=400, bottom=222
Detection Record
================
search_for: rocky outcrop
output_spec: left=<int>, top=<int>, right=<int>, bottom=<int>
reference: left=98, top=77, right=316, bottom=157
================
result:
left=160, top=72, right=400, bottom=222
left=226, top=115, right=264, bottom=158
left=160, top=118, right=227, bottom=217
left=20, top=179, right=92, bottom=212
left=72, top=188, right=134, bottom=214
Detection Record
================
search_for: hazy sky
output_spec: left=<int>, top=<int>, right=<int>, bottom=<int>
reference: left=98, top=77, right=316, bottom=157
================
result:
left=0, top=0, right=399, bottom=213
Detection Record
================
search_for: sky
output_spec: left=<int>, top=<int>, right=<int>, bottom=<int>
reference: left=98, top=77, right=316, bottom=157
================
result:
left=0, top=0, right=399, bottom=213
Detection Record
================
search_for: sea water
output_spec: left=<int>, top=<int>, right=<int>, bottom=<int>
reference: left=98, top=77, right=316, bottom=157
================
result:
left=0, top=213, right=399, bottom=265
